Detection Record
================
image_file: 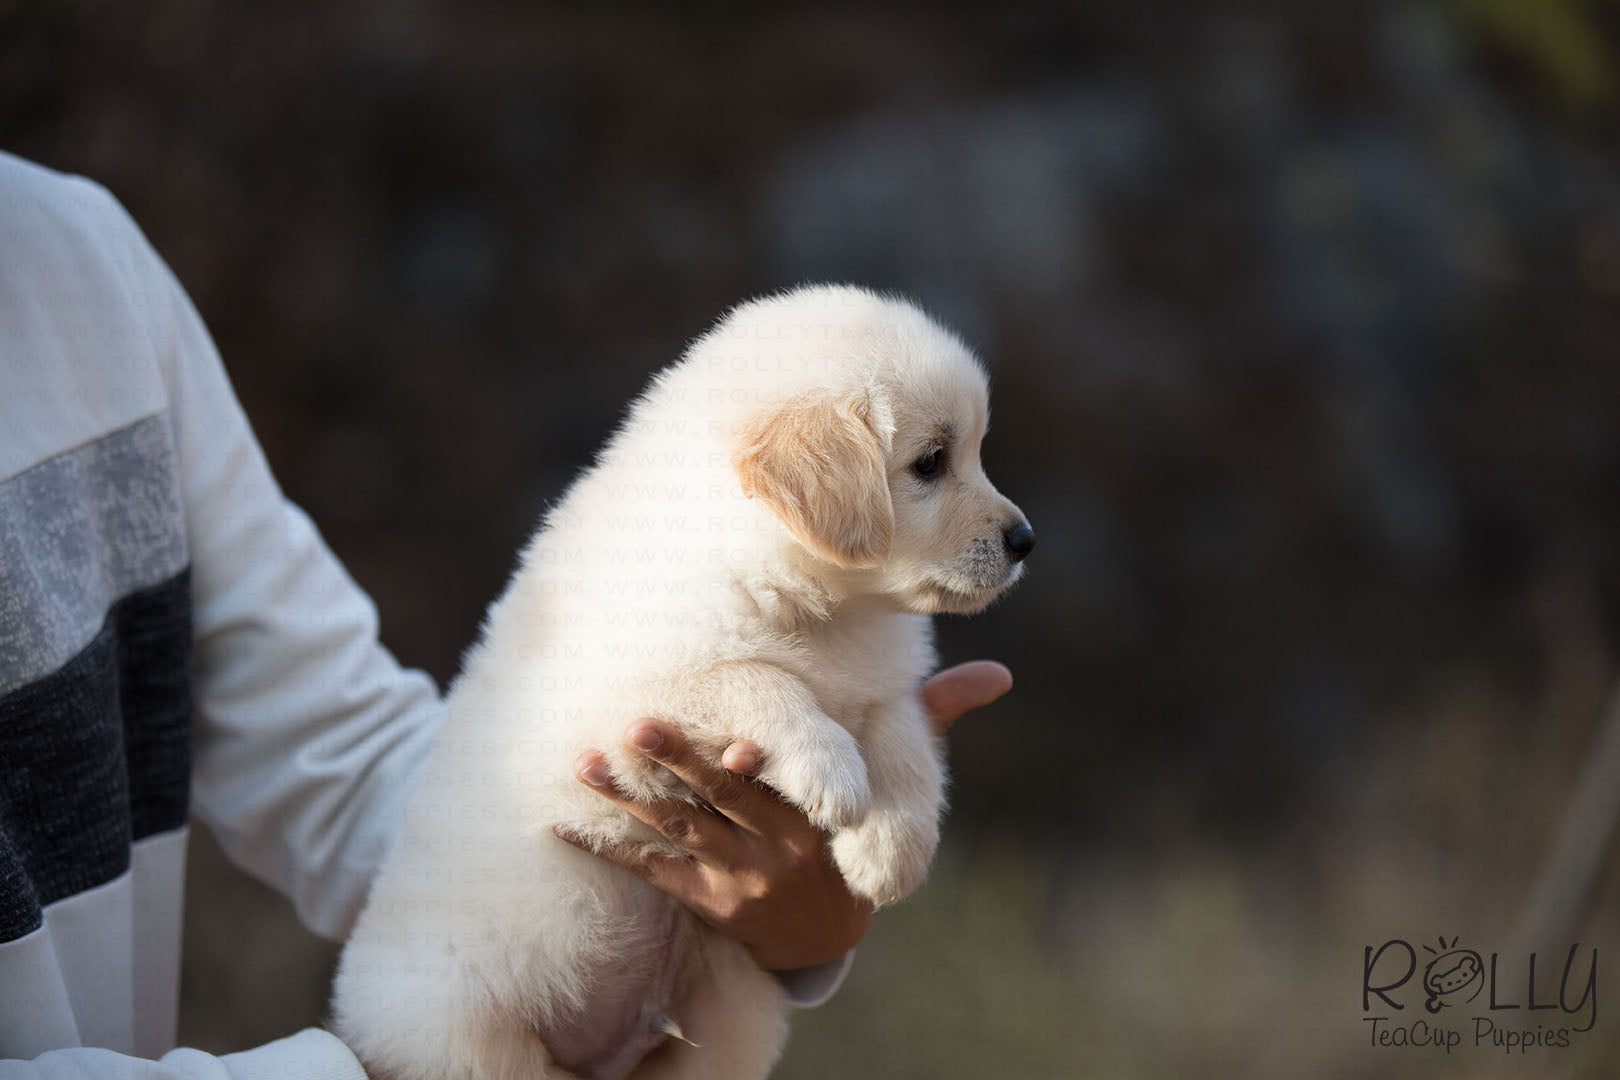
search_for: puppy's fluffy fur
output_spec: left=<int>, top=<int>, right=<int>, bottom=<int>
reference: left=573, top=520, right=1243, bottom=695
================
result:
left=332, top=285, right=1030, bottom=1080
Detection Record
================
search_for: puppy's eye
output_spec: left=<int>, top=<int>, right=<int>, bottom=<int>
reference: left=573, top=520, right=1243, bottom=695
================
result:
left=912, top=447, right=945, bottom=481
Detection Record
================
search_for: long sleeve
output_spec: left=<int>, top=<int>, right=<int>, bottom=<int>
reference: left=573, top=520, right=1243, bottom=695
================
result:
left=0, top=153, right=441, bottom=1069
left=157, top=257, right=444, bottom=937
left=0, top=1028, right=364, bottom=1080
left=93, top=168, right=447, bottom=943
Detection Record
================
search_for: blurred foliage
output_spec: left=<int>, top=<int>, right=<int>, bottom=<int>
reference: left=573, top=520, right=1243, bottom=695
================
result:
left=1456, top=0, right=1618, bottom=112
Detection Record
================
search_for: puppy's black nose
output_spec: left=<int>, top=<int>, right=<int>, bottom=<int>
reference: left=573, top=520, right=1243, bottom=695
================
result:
left=1003, top=521, right=1035, bottom=562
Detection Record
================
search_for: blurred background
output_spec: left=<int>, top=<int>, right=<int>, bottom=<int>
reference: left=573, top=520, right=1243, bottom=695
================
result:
left=5, top=1, right=1620, bottom=1076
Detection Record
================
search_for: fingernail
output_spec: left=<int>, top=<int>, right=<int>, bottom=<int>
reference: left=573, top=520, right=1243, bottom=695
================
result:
left=725, top=745, right=762, bottom=774
left=627, top=723, right=663, bottom=753
left=576, top=754, right=611, bottom=787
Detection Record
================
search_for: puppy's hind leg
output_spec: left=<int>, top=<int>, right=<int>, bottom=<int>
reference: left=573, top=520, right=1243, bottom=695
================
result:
left=333, top=952, right=564, bottom=1080
left=631, top=937, right=790, bottom=1080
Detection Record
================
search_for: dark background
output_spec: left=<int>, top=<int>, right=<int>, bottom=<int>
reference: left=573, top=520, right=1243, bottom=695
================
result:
left=5, top=2, right=1620, bottom=1076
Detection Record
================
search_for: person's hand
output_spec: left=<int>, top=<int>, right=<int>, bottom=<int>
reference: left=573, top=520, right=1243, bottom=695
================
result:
left=918, top=659, right=1012, bottom=737
left=553, top=660, right=1012, bottom=971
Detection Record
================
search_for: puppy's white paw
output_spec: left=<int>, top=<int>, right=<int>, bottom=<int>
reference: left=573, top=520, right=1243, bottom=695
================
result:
left=831, top=809, right=939, bottom=907
left=757, top=725, right=870, bottom=830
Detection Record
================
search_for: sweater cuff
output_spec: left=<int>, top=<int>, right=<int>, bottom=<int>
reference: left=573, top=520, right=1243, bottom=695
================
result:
left=773, top=950, right=854, bottom=1008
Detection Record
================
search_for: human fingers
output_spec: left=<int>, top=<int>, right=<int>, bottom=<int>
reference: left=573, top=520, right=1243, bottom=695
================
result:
left=551, top=824, right=714, bottom=906
left=570, top=749, right=736, bottom=860
left=553, top=815, right=863, bottom=971
left=920, top=660, right=1013, bottom=735
left=623, top=720, right=798, bottom=836
left=720, top=739, right=764, bottom=776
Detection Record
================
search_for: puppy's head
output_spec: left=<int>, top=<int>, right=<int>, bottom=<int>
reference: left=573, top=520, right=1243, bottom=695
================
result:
left=729, top=287, right=1032, bottom=614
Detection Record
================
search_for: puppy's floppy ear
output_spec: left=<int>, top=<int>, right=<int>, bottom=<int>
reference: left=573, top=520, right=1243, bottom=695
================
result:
left=735, top=388, right=894, bottom=569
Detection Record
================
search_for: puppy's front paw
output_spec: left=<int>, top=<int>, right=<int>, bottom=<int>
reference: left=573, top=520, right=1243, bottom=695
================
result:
left=757, top=725, right=870, bottom=830
left=831, top=809, right=939, bottom=907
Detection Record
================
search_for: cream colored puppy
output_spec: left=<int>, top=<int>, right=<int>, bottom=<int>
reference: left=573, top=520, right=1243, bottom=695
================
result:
left=331, top=285, right=1033, bottom=1080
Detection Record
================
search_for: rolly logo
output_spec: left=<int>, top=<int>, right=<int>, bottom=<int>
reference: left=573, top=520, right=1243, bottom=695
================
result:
left=1424, top=937, right=1485, bottom=1013
left=1363, top=934, right=1599, bottom=1053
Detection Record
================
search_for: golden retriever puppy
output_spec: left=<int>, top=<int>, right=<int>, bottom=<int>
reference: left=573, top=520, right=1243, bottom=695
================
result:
left=331, top=284, right=1033, bottom=1080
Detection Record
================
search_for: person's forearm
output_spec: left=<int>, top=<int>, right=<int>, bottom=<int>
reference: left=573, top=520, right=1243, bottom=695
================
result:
left=124, top=194, right=445, bottom=940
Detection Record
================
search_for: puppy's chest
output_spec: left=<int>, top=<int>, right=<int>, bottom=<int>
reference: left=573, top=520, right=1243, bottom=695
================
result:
left=799, top=614, right=933, bottom=733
